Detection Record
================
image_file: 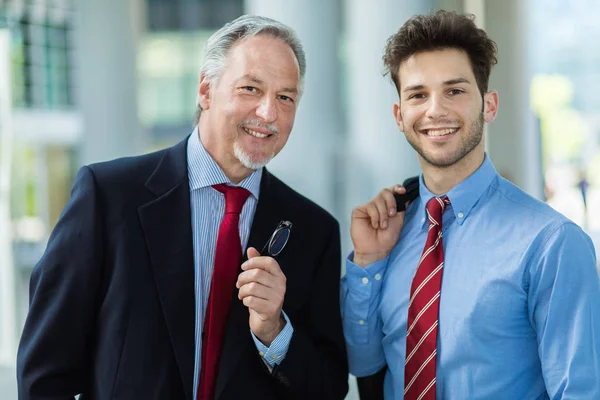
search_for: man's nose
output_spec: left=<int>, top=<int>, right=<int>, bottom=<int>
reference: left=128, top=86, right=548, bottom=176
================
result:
left=425, top=94, right=449, bottom=119
left=256, top=97, right=277, bottom=123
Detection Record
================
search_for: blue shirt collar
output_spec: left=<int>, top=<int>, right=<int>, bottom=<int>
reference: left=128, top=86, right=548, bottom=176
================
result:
left=186, top=126, right=262, bottom=199
left=417, top=153, right=497, bottom=226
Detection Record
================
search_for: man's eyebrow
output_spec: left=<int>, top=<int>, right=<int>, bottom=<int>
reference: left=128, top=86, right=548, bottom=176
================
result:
left=236, top=74, right=264, bottom=85
left=236, top=75, right=298, bottom=94
left=443, top=78, right=471, bottom=86
left=403, top=84, right=425, bottom=93
left=403, top=78, right=472, bottom=93
left=279, top=87, right=298, bottom=94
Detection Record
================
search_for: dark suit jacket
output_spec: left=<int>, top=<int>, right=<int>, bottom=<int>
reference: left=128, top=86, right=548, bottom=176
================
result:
left=17, top=137, right=348, bottom=400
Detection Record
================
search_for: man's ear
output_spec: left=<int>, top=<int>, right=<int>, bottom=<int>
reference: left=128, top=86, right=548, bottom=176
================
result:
left=483, top=90, right=499, bottom=123
left=198, top=74, right=211, bottom=111
left=393, top=101, right=405, bottom=132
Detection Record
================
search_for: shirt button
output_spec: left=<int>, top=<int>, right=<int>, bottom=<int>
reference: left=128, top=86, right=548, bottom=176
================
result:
left=359, top=319, right=365, bottom=325
left=259, top=351, right=265, bottom=357
left=361, top=277, right=369, bottom=284
left=458, top=212, right=464, bottom=219
left=421, top=217, right=426, bottom=223
left=271, top=355, right=278, bottom=360
left=375, top=273, right=382, bottom=281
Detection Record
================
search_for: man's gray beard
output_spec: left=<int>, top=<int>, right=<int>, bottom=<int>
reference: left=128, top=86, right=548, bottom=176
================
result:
left=233, top=140, right=274, bottom=170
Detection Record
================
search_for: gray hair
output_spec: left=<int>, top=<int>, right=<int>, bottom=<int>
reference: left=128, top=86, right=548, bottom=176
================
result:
left=193, top=15, right=306, bottom=126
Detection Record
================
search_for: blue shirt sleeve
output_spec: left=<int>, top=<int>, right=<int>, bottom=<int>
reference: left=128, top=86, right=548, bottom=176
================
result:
left=527, top=221, right=600, bottom=398
left=250, top=310, right=294, bottom=369
left=340, top=251, right=389, bottom=377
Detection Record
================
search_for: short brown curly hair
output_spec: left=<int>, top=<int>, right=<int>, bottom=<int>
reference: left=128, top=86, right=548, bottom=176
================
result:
left=383, top=10, right=498, bottom=96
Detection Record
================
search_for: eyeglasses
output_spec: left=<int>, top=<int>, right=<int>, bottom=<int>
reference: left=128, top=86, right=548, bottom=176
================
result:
left=261, top=220, right=292, bottom=257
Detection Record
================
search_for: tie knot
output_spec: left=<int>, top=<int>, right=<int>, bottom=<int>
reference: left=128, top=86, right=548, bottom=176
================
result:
left=212, top=184, right=251, bottom=214
left=426, top=196, right=450, bottom=224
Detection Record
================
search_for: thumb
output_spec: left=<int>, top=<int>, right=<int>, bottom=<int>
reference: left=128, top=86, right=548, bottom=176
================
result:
left=246, top=247, right=261, bottom=259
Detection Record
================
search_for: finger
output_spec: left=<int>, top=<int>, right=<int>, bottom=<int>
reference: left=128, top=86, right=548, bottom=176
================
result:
left=242, top=296, right=278, bottom=315
left=241, top=255, right=283, bottom=277
left=365, top=202, right=380, bottom=229
left=236, top=268, right=279, bottom=289
left=246, top=246, right=260, bottom=259
left=381, top=188, right=399, bottom=217
left=238, top=281, right=273, bottom=301
left=394, top=184, right=416, bottom=210
left=393, top=184, right=406, bottom=194
left=372, top=192, right=390, bottom=229
left=392, top=184, right=412, bottom=213
left=351, top=206, right=370, bottom=220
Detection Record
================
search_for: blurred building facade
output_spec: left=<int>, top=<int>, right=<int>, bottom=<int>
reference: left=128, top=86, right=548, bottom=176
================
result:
left=1, top=0, right=79, bottom=373
left=0, top=0, right=598, bottom=398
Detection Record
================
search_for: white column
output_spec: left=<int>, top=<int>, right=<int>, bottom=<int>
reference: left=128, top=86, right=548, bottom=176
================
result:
left=0, top=29, right=17, bottom=367
left=463, top=0, right=485, bottom=27
left=74, top=0, right=147, bottom=166
left=343, top=0, right=435, bottom=255
left=485, top=0, right=543, bottom=199
left=244, top=1, right=343, bottom=217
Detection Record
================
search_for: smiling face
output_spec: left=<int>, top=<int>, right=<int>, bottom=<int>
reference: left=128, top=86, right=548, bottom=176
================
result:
left=393, top=48, right=498, bottom=172
left=197, top=34, right=300, bottom=179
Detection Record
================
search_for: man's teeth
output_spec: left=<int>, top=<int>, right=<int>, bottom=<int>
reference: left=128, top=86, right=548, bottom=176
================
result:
left=426, top=128, right=457, bottom=136
left=243, top=127, right=269, bottom=138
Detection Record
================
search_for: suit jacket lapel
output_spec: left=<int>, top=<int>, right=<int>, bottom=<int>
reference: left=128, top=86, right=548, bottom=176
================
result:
left=138, top=137, right=195, bottom=399
left=215, top=169, right=283, bottom=399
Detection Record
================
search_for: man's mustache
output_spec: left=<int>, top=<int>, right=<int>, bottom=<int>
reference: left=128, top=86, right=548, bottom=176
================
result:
left=240, top=120, right=279, bottom=135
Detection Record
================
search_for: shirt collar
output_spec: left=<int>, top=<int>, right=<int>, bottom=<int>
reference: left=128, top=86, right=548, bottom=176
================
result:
left=417, top=153, right=497, bottom=226
left=186, top=126, right=262, bottom=199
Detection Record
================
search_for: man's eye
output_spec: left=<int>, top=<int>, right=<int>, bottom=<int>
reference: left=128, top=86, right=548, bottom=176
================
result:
left=279, top=95, right=294, bottom=103
left=409, top=93, right=425, bottom=100
left=242, top=86, right=257, bottom=92
left=449, top=89, right=464, bottom=95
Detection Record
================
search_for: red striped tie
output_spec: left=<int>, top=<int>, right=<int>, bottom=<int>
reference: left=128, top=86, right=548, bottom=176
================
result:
left=404, top=196, right=450, bottom=400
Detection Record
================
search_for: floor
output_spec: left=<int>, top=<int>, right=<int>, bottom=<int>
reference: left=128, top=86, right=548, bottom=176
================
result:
left=0, top=366, right=17, bottom=400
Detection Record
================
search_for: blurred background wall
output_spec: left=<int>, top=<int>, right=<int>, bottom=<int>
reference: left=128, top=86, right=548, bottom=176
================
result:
left=1, top=0, right=599, bottom=398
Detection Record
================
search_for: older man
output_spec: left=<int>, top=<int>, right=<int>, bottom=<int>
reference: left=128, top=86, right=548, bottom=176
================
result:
left=18, top=15, right=348, bottom=400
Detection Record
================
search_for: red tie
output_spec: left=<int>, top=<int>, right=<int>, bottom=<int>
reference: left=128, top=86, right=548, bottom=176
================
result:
left=404, top=196, right=450, bottom=400
left=198, top=184, right=250, bottom=400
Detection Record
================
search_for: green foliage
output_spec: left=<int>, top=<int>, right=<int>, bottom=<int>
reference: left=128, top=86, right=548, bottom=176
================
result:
left=530, top=74, right=586, bottom=166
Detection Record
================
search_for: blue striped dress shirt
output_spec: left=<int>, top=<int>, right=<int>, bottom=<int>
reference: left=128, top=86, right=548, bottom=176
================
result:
left=187, top=129, right=293, bottom=397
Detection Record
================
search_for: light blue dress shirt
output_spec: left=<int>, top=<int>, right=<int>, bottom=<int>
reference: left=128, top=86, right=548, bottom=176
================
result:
left=187, top=130, right=293, bottom=396
left=341, top=155, right=600, bottom=399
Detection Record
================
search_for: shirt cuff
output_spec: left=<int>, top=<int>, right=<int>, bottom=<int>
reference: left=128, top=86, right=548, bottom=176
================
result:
left=342, top=252, right=388, bottom=344
left=346, top=251, right=388, bottom=293
left=251, top=311, right=294, bottom=369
